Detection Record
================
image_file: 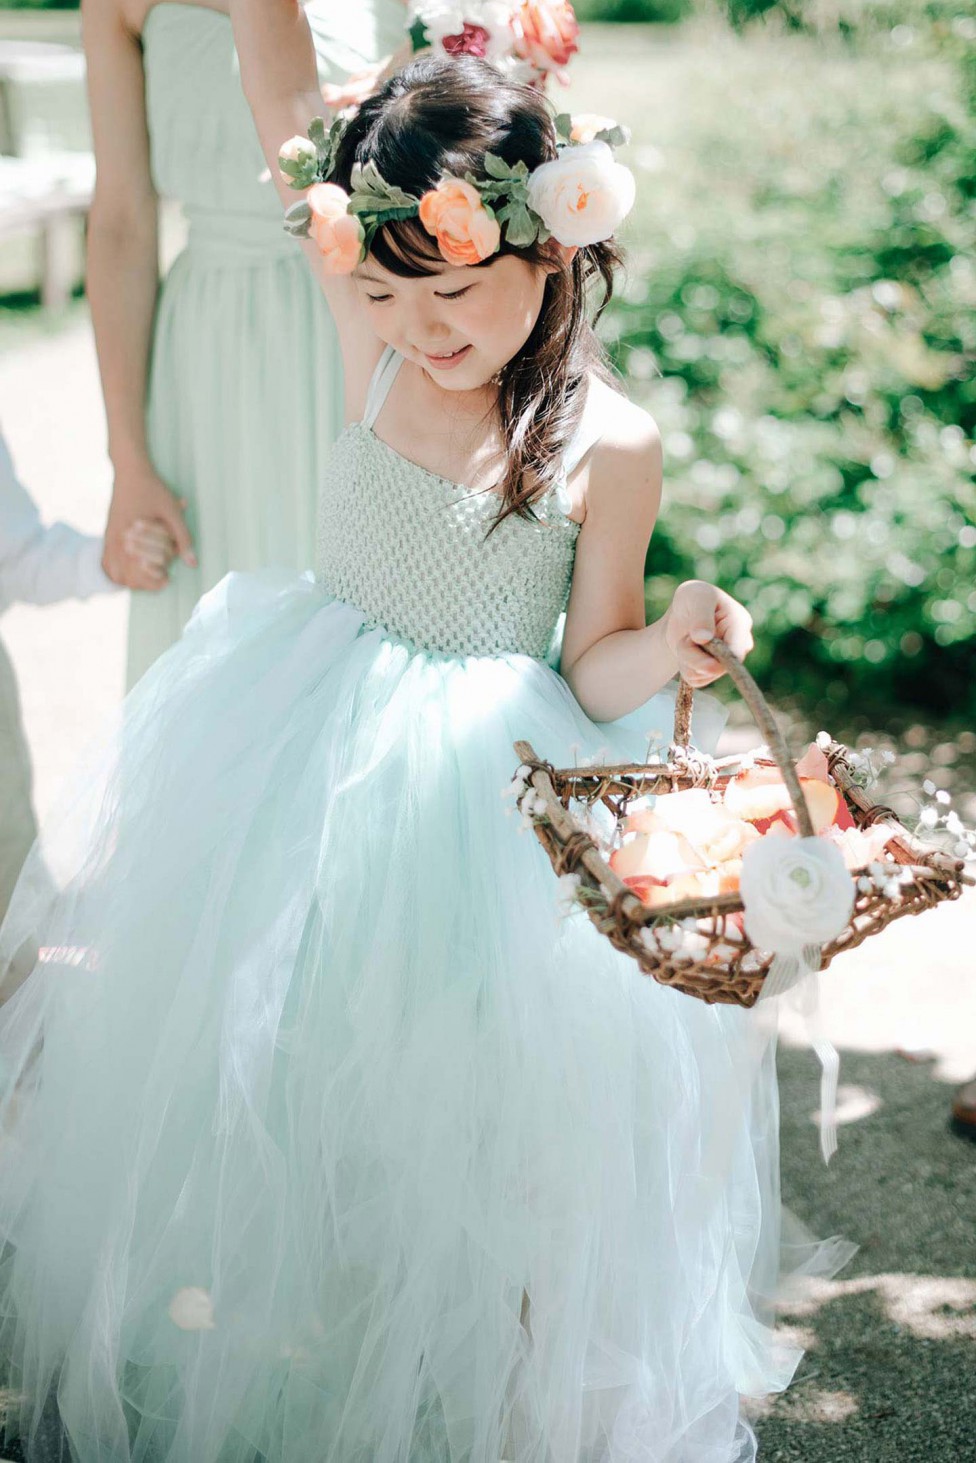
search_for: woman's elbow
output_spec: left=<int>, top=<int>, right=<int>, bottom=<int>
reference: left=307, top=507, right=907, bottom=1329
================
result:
left=88, top=190, right=158, bottom=251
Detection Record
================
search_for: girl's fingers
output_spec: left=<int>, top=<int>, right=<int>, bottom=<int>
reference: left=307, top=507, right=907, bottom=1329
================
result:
left=125, top=537, right=170, bottom=567
left=125, top=523, right=180, bottom=573
left=126, top=520, right=178, bottom=551
left=680, top=641, right=723, bottom=676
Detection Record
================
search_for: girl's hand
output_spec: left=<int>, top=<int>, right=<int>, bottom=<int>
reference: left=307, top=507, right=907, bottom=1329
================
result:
left=664, top=579, right=754, bottom=688
left=103, top=460, right=195, bottom=591
left=118, top=518, right=179, bottom=591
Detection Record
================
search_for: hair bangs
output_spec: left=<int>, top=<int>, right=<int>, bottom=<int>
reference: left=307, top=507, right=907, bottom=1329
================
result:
left=368, top=216, right=447, bottom=278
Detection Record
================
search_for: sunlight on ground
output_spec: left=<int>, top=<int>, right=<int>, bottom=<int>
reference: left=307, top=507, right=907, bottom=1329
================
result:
left=746, top=1387, right=859, bottom=1424
left=777, top=887, right=976, bottom=1084
left=811, top=1082, right=881, bottom=1128
left=783, top=1274, right=976, bottom=1342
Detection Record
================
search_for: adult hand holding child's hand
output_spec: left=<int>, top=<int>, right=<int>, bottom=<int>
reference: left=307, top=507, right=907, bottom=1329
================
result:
left=103, top=460, right=195, bottom=591
left=664, top=579, right=754, bottom=689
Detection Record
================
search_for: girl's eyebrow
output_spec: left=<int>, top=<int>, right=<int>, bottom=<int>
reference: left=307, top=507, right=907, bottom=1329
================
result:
left=352, top=268, right=388, bottom=284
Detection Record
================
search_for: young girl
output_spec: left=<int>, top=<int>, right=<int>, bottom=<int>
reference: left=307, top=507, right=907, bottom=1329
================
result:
left=0, top=15, right=846, bottom=1460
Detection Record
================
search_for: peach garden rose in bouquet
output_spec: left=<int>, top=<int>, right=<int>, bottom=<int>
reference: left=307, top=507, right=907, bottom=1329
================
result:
left=407, top=0, right=580, bottom=85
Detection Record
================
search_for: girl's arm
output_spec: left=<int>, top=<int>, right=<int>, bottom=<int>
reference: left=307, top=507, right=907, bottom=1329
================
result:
left=81, top=0, right=193, bottom=585
left=229, top=0, right=383, bottom=414
left=0, top=431, right=173, bottom=599
left=560, top=401, right=753, bottom=723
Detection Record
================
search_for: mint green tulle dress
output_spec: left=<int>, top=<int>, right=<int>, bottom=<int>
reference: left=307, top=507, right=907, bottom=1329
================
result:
left=0, top=352, right=851, bottom=1462
left=127, top=1, right=403, bottom=688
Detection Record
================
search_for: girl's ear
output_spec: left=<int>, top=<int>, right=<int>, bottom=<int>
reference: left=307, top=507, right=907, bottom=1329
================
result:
left=544, top=242, right=579, bottom=275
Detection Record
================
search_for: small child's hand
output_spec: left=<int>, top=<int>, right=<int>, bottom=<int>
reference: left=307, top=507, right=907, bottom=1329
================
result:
left=103, top=519, right=179, bottom=592
left=664, top=579, right=754, bottom=688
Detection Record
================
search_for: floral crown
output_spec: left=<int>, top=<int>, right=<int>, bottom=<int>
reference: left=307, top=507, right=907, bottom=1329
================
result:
left=278, top=112, right=635, bottom=276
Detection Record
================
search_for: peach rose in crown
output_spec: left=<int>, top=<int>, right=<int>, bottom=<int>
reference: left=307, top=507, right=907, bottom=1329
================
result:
left=418, top=178, right=501, bottom=267
left=513, top=0, right=580, bottom=74
left=569, top=114, right=618, bottom=145
left=526, top=141, right=635, bottom=247
left=306, top=184, right=365, bottom=274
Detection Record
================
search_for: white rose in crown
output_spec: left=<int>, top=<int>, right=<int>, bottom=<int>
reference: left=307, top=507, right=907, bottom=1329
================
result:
left=526, top=141, right=636, bottom=247
left=739, top=832, right=855, bottom=956
left=278, top=134, right=317, bottom=179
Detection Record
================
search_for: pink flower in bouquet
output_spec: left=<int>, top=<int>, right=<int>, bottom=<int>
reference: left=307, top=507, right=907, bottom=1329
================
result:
left=306, top=184, right=365, bottom=275
left=442, top=21, right=493, bottom=56
left=512, top=0, right=580, bottom=76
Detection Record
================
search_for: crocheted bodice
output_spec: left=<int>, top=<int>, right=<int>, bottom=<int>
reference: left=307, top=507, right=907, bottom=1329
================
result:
left=316, top=351, right=604, bottom=659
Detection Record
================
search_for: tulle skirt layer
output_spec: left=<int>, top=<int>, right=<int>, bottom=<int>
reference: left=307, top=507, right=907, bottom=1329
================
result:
left=0, top=574, right=849, bottom=1462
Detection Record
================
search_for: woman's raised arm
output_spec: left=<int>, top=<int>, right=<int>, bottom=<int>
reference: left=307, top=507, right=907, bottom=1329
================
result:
left=82, top=0, right=192, bottom=583
left=229, top=0, right=384, bottom=409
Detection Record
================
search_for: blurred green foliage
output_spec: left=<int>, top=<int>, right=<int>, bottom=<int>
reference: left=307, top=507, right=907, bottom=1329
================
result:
left=605, top=5, right=976, bottom=717
left=575, top=0, right=691, bottom=22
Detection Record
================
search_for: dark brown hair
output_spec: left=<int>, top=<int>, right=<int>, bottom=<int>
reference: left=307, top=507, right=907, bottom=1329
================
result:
left=332, top=54, right=623, bottom=528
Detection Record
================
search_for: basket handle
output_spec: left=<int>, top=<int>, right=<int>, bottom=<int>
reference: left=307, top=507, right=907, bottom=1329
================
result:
left=672, top=636, right=815, bottom=840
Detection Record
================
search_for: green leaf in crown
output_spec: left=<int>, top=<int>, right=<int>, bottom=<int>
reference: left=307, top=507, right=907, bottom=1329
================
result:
left=283, top=199, right=313, bottom=238
left=496, top=200, right=545, bottom=249
left=466, top=155, right=545, bottom=250
left=553, top=113, right=574, bottom=145
left=348, top=161, right=422, bottom=216
left=316, top=115, right=350, bottom=181
left=595, top=123, right=631, bottom=148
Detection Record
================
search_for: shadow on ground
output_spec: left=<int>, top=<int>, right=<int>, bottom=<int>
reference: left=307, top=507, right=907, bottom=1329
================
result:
left=753, top=1046, right=976, bottom=1461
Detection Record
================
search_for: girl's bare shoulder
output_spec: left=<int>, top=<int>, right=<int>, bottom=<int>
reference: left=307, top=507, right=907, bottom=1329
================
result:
left=583, top=375, right=662, bottom=510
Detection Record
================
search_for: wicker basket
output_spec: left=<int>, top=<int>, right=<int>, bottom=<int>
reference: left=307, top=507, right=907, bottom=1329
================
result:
left=513, top=638, right=973, bottom=1009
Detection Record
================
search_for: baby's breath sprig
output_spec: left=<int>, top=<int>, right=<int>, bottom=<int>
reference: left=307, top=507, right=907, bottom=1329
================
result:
left=917, top=778, right=976, bottom=864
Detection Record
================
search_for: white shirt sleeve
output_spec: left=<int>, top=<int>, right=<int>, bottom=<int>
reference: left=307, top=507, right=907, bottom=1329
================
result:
left=0, top=432, right=117, bottom=610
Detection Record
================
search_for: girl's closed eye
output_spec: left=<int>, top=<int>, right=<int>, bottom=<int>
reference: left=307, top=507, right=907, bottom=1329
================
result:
left=436, top=285, right=474, bottom=300
left=365, top=292, right=394, bottom=304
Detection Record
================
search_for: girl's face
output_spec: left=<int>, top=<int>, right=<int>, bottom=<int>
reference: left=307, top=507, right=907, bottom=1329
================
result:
left=351, top=252, right=552, bottom=392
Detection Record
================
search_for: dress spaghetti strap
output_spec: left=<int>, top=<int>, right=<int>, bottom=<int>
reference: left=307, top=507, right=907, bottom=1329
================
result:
left=362, top=347, right=404, bottom=429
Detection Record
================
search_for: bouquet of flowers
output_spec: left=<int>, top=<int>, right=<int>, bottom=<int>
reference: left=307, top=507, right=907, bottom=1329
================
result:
left=511, top=638, right=973, bottom=1011
left=407, top=0, right=581, bottom=86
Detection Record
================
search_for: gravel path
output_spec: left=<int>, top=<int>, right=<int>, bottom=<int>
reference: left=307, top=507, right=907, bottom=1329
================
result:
left=1, top=316, right=974, bottom=1461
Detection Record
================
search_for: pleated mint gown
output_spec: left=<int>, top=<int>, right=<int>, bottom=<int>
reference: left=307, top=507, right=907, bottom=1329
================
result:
left=127, top=1, right=404, bottom=687
left=0, top=353, right=852, bottom=1461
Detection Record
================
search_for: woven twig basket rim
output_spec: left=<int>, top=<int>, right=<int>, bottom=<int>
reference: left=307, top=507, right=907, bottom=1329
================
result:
left=513, top=641, right=971, bottom=1008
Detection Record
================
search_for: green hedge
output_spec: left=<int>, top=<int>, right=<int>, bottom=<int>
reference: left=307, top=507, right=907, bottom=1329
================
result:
left=605, top=9, right=976, bottom=718
left=574, top=0, right=691, bottom=21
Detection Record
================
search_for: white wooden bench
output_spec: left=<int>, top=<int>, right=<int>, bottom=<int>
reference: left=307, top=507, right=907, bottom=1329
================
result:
left=0, top=40, right=93, bottom=312
left=0, top=152, right=94, bottom=310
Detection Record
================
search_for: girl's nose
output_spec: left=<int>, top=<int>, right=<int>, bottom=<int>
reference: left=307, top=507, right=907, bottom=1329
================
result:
left=408, top=303, right=450, bottom=347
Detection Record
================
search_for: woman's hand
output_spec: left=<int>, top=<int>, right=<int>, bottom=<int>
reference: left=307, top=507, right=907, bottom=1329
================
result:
left=663, top=580, right=754, bottom=688
left=321, top=59, right=390, bottom=112
left=320, top=35, right=415, bottom=114
left=103, top=460, right=195, bottom=591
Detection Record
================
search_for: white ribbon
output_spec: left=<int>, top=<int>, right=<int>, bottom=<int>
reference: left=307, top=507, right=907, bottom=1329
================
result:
left=759, top=944, right=839, bottom=1164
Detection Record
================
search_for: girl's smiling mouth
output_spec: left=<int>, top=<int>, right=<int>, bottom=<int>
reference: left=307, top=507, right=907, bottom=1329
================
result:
left=422, top=345, right=472, bottom=370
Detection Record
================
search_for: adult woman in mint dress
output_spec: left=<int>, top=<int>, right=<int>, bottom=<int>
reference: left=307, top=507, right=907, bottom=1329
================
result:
left=84, top=0, right=405, bottom=686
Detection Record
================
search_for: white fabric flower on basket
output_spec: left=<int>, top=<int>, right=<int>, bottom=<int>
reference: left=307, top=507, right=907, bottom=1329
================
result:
left=740, top=833, right=854, bottom=999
